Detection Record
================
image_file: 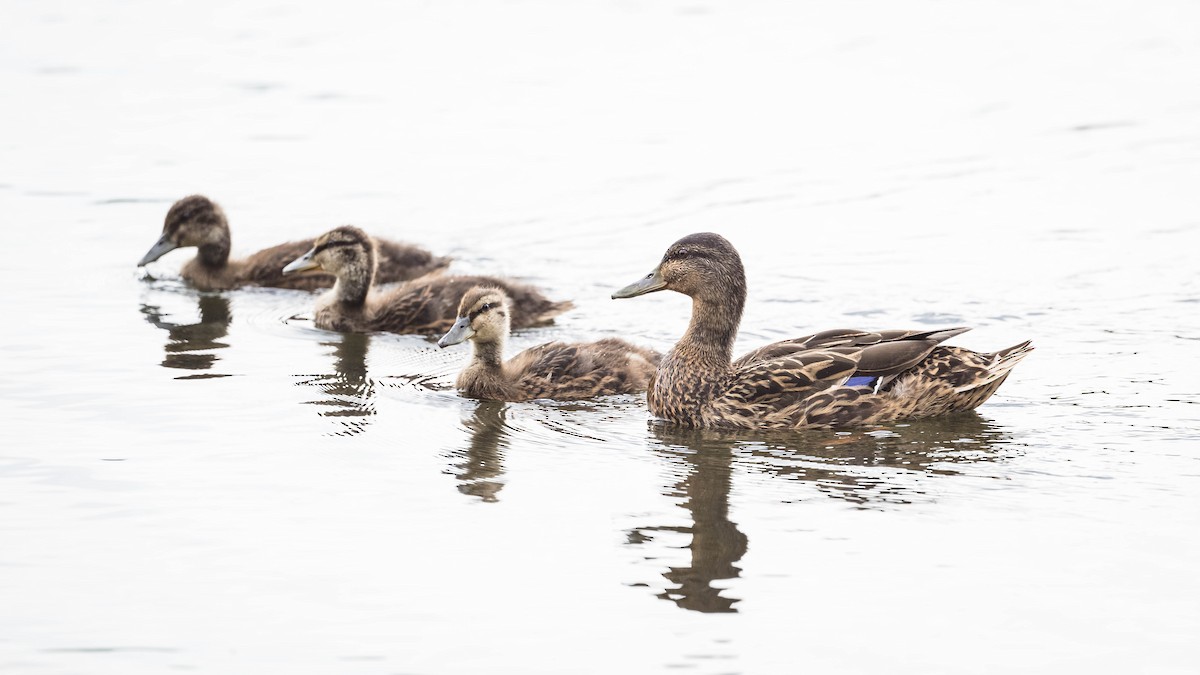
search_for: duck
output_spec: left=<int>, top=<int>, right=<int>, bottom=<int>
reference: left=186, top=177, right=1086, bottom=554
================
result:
left=437, top=286, right=661, bottom=401
left=137, top=194, right=450, bottom=291
left=282, top=226, right=573, bottom=334
left=611, top=232, right=1033, bottom=429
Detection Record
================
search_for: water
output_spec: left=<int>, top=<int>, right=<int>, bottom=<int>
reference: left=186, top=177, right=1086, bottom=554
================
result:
left=3, top=1, right=1199, bottom=673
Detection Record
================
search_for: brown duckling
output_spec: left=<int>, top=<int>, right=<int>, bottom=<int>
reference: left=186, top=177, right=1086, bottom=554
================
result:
left=137, top=194, right=450, bottom=291
left=282, top=226, right=572, bottom=334
left=437, top=286, right=661, bottom=401
left=612, top=232, right=1033, bottom=429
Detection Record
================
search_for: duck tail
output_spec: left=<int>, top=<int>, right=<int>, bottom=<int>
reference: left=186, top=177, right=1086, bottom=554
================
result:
left=954, top=340, right=1034, bottom=393
left=924, top=326, right=972, bottom=343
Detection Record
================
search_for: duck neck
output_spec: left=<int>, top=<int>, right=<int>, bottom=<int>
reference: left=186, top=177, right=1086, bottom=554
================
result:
left=334, top=265, right=373, bottom=306
left=675, top=287, right=744, bottom=371
left=196, top=232, right=231, bottom=268
left=469, top=336, right=506, bottom=371
left=458, top=337, right=507, bottom=397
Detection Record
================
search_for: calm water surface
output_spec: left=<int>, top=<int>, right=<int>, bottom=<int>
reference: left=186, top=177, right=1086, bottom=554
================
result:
left=2, top=1, right=1199, bottom=673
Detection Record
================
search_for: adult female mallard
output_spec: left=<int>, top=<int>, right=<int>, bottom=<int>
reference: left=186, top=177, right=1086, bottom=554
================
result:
left=283, top=226, right=572, bottom=334
left=437, top=286, right=660, bottom=401
left=611, top=232, right=1032, bottom=429
left=137, top=195, right=450, bottom=291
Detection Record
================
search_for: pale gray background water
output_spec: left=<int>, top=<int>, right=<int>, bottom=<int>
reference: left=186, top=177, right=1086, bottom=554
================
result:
left=2, top=1, right=1199, bottom=673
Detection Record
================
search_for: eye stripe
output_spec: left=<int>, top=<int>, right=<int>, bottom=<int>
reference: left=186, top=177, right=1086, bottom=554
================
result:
left=311, top=240, right=359, bottom=256
left=468, top=302, right=497, bottom=321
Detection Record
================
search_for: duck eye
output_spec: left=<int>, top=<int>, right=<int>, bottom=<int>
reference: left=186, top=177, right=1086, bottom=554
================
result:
left=480, top=303, right=492, bottom=312
left=676, top=248, right=690, bottom=259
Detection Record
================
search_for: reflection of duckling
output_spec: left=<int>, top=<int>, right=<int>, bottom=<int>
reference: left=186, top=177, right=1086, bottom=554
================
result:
left=137, top=195, right=449, bottom=291
left=437, top=286, right=660, bottom=401
left=140, top=294, right=232, bottom=374
left=283, top=226, right=572, bottom=334
left=452, top=400, right=510, bottom=502
left=295, top=333, right=376, bottom=435
left=613, top=232, right=1033, bottom=429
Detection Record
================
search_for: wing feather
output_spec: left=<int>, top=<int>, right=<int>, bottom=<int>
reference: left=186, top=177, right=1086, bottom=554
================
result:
left=725, top=350, right=861, bottom=407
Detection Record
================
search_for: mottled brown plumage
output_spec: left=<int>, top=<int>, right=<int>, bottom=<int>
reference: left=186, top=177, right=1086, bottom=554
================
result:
left=284, top=227, right=573, bottom=335
left=612, top=232, right=1032, bottom=429
left=437, top=287, right=660, bottom=401
left=137, top=195, right=450, bottom=291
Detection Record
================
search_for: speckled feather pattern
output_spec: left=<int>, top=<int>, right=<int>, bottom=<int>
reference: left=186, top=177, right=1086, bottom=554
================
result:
left=651, top=328, right=1033, bottom=430
left=626, top=233, right=1033, bottom=429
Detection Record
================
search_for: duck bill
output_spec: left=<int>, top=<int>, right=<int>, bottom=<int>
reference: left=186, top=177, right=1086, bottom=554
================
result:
left=282, top=248, right=322, bottom=275
left=437, top=317, right=475, bottom=348
left=611, top=265, right=667, bottom=299
left=138, top=232, right=178, bottom=266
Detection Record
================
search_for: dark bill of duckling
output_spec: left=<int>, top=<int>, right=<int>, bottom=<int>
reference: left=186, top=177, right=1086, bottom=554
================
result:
left=138, top=231, right=180, bottom=266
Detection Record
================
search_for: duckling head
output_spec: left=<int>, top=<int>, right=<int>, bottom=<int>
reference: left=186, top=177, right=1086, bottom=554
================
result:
left=139, top=195, right=230, bottom=266
left=282, top=225, right=377, bottom=281
left=611, top=232, right=745, bottom=301
left=438, top=286, right=511, bottom=349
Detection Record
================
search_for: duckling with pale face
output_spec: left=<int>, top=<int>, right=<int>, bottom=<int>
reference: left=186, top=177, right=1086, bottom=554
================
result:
left=612, top=232, right=1033, bottom=429
left=438, top=286, right=661, bottom=402
left=137, top=195, right=450, bottom=291
left=283, top=227, right=572, bottom=334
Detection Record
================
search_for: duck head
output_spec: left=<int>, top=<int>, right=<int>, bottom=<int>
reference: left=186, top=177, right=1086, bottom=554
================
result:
left=282, top=225, right=377, bottom=279
left=438, top=286, right=511, bottom=349
left=611, top=232, right=746, bottom=301
left=138, top=195, right=230, bottom=266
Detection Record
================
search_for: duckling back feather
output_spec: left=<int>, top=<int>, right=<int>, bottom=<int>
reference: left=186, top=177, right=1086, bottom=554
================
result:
left=503, top=337, right=661, bottom=401
left=365, top=275, right=572, bottom=334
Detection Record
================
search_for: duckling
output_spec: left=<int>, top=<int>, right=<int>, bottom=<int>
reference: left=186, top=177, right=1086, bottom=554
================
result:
left=437, top=286, right=661, bottom=401
left=137, top=195, right=450, bottom=291
left=283, top=226, right=572, bottom=334
left=612, top=232, right=1033, bottom=429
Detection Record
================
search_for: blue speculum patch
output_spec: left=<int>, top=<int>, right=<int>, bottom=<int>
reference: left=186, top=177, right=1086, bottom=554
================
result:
left=844, top=376, right=877, bottom=387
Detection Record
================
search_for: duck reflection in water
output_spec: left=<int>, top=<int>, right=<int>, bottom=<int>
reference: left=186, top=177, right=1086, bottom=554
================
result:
left=295, top=333, right=376, bottom=436
left=629, top=412, right=1014, bottom=613
left=448, top=400, right=510, bottom=502
left=740, top=411, right=1016, bottom=506
left=631, top=423, right=749, bottom=613
left=140, top=294, right=232, bottom=378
